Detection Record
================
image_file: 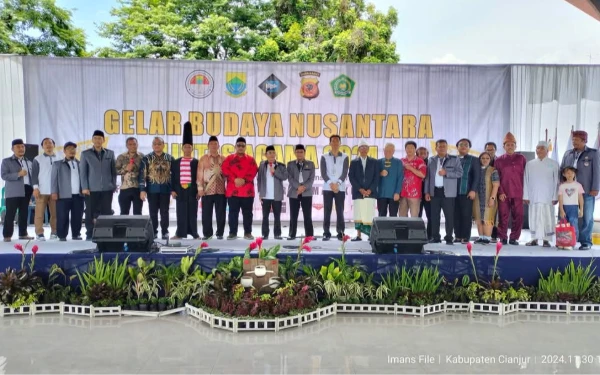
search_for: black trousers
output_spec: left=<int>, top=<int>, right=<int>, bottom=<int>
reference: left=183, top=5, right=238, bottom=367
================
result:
left=148, top=193, right=170, bottom=236
left=377, top=198, right=399, bottom=217
left=228, top=196, right=253, bottom=235
left=201, top=194, right=226, bottom=237
left=323, top=190, right=345, bottom=236
left=56, top=195, right=84, bottom=239
left=118, top=188, right=143, bottom=215
left=454, top=195, right=474, bottom=240
left=288, top=196, right=314, bottom=238
left=430, top=188, right=455, bottom=242
left=261, top=199, right=282, bottom=238
left=3, top=185, right=33, bottom=238
left=419, top=198, right=432, bottom=240
left=85, top=191, right=113, bottom=237
left=175, top=189, right=199, bottom=238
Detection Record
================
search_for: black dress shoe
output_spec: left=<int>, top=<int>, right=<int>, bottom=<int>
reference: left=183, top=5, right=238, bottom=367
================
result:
left=287, top=237, right=296, bottom=241
left=216, top=236, right=223, bottom=240
left=322, top=235, right=331, bottom=241
left=509, top=240, right=519, bottom=246
left=429, top=239, right=442, bottom=244
left=579, top=245, right=591, bottom=250
left=445, top=240, right=454, bottom=245
left=337, top=233, right=344, bottom=241
left=501, top=239, right=508, bottom=245
left=274, top=236, right=283, bottom=240
left=453, top=238, right=462, bottom=243
left=351, top=236, right=362, bottom=241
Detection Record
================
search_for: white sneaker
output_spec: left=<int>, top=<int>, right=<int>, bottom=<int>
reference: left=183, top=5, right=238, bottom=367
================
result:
left=36, top=235, right=45, bottom=241
left=49, top=234, right=58, bottom=241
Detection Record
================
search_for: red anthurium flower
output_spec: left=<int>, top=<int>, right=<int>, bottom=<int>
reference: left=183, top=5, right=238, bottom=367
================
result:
left=466, top=242, right=472, bottom=255
left=302, top=244, right=312, bottom=252
left=32, top=245, right=39, bottom=255
left=342, top=234, right=351, bottom=243
left=303, top=236, right=315, bottom=244
left=255, top=237, right=263, bottom=248
left=496, top=241, right=502, bottom=256
left=14, top=244, right=23, bottom=253
left=249, top=242, right=258, bottom=251
left=200, top=242, right=209, bottom=249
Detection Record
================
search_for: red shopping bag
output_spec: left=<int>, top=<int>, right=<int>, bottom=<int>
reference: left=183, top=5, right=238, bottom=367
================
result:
left=556, top=219, right=576, bottom=247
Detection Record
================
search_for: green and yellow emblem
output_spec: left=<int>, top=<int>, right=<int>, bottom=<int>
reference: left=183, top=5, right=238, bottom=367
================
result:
left=330, top=74, right=355, bottom=98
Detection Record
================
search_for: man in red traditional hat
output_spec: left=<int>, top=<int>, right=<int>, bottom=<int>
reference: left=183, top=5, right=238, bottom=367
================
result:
left=560, top=130, right=600, bottom=250
left=494, top=132, right=527, bottom=245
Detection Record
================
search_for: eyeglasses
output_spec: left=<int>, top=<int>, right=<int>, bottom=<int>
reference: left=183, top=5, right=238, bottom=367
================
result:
left=458, top=142, right=469, bottom=147
left=236, top=144, right=246, bottom=148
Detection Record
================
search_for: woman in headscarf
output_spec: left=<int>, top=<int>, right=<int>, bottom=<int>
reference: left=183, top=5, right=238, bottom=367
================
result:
left=473, top=152, right=500, bottom=244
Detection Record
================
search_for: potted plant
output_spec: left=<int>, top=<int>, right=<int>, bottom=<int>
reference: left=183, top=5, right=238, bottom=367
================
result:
left=126, top=298, right=138, bottom=310
left=158, top=297, right=168, bottom=311
left=138, top=297, right=148, bottom=311
left=149, top=297, right=158, bottom=311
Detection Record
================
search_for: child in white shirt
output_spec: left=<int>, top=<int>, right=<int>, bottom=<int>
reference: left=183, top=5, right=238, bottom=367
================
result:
left=558, top=166, right=584, bottom=250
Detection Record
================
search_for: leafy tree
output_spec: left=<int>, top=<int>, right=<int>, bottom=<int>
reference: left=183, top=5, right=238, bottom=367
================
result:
left=97, top=0, right=399, bottom=63
left=0, top=0, right=86, bottom=56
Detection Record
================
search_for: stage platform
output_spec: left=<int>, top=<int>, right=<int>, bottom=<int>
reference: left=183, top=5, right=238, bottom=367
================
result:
left=0, top=223, right=597, bottom=285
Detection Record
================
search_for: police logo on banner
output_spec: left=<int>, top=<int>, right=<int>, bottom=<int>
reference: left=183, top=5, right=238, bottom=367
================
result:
left=299, top=71, right=320, bottom=100
left=330, top=74, right=355, bottom=98
left=258, top=74, right=287, bottom=99
left=225, top=72, right=247, bottom=98
left=185, top=70, right=214, bottom=99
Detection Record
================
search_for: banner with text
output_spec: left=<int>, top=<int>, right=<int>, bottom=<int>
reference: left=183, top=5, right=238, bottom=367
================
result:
left=23, top=58, right=510, bottom=221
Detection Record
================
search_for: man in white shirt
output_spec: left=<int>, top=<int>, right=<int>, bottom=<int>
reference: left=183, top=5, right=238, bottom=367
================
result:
left=32, top=137, right=58, bottom=241
left=320, top=135, right=349, bottom=241
left=257, top=145, right=288, bottom=239
left=524, top=141, right=559, bottom=247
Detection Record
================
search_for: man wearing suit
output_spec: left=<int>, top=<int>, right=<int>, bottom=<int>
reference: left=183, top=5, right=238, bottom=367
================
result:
left=424, top=139, right=463, bottom=245
left=51, top=142, right=84, bottom=241
left=80, top=130, right=117, bottom=240
left=286, top=144, right=315, bottom=240
left=257, top=145, right=289, bottom=239
left=348, top=140, right=380, bottom=241
left=171, top=122, right=200, bottom=239
left=1, top=139, right=34, bottom=241
left=454, top=138, right=480, bottom=244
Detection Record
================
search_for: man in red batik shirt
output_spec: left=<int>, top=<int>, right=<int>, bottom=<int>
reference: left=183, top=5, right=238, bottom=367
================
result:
left=495, top=132, right=527, bottom=246
left=222, top=137, right=258, bottom=240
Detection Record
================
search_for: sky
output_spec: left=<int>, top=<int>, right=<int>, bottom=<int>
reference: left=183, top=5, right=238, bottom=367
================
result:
left=56, top=0, right=600, bottom=64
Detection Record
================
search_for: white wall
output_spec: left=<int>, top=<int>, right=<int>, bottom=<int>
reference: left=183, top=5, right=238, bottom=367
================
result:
left=0, top=55, right=27, bottom=159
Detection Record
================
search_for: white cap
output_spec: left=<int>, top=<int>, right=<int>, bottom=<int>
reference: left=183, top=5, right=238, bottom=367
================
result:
left=537, top=141, right=549, bottom=149
left=358, top=140, right=369, bottom=148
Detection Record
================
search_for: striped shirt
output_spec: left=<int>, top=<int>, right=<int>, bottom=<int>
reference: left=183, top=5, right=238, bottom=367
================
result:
left=180, top=157, right=192, bottom=184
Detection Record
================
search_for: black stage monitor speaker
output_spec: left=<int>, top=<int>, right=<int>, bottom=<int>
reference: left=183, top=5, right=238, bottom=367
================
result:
left=24, top=144, right=39, bottom=161
left=92, top=215, right=154, bottom=252
left=370, top=217, right=428, bottom=254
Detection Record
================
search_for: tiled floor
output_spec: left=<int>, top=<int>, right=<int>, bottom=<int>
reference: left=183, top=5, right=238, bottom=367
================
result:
left=1, top=312, right=600, bottom=374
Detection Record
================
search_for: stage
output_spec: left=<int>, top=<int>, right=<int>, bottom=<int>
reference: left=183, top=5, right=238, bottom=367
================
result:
left=0, top=223, right=597, bottom=285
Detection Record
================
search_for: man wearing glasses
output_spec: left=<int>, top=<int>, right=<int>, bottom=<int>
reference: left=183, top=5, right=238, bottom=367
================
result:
left=222, top=137, right=258, bottom=240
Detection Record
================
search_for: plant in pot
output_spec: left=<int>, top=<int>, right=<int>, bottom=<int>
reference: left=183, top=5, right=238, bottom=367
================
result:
left=126, top=298, right=139, bottom=310
left=138, top=297, right=149, bottom=311
left=158, top=297, right=168, bottom=311
left=149, top=297, right=159, bottom=311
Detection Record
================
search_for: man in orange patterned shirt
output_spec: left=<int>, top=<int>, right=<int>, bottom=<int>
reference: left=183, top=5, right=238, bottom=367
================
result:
left=197, top=136, right=226, bottom=240
left=222, top=137, right=258, bottom=240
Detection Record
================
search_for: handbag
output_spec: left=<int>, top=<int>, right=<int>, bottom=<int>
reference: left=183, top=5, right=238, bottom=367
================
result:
left=556, top=218, right=576, bottom=247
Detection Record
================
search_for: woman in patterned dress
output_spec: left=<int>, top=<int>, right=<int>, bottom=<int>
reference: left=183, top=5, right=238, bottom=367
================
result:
left=473, top=152, right=500, bottom=244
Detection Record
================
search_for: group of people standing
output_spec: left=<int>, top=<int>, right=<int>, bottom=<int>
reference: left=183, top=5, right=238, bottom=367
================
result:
left=2, top=126, right=598, bottom=250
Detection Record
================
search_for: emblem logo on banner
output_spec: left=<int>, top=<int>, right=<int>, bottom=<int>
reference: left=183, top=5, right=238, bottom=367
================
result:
left=225, top=72, right=247, bottom=97
left=330, top=74, right=355, bottom=98
left=258, top=74, right=287, bottom=99
left=299, top=71, right=320, bottom=100
left=185, top=70, right=214, bottom=99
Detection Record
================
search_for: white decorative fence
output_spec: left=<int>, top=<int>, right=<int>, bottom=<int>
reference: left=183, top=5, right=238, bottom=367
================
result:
left=4, top=300, right=600, bottom=333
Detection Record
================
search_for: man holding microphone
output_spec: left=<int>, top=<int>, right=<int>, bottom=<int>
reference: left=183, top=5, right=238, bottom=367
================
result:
left=115, top=137, right=144, bottom=215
